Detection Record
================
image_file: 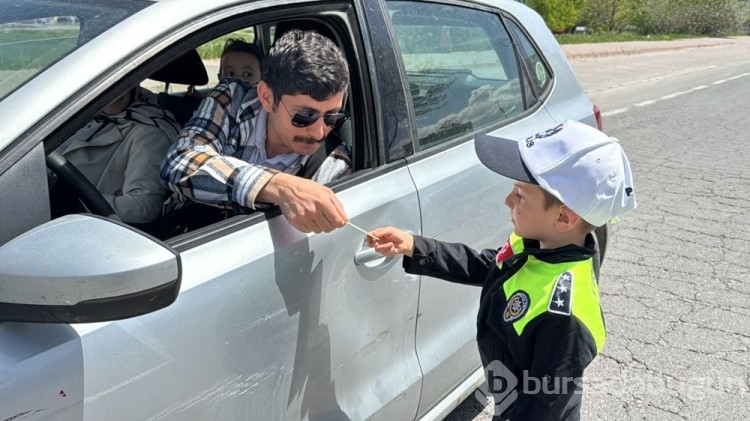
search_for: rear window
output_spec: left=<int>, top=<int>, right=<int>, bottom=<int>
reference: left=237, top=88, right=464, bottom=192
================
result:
left=387, top=1, right=526, bottom=148
left=0, top=0, right=153, bottom=100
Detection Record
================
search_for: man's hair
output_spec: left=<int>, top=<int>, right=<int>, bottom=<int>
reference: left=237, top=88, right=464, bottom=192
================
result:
left=541, top=188, right=596, bottom=233
left=263, top=29, right=349, bottom=105
left=220, top=39, right=264, bottom=67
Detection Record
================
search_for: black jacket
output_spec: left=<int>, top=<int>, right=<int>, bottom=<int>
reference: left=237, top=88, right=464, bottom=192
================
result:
left=403, top=233, right=604, bottom=421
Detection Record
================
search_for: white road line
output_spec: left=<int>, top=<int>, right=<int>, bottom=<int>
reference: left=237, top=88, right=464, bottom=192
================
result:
left=713, top=72, right=750, bottom=85
left=614, top=74, right=747, bottom=114
left=659, top=91, right=686, bottom=100
left=602, top=108, right=629, bottom=117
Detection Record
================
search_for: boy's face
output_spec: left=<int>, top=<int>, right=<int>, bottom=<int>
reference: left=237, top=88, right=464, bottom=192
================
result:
left=219, top=51, right=261, bottom=84
left=504, top=181, right=561, bottom=242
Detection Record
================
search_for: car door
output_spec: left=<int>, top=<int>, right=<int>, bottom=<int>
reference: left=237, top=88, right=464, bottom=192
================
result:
left=0, top=1, right=424, bottom=420
left=384, top=1, right=565, bottom=417
left=76, top=3, right=425, bottom=421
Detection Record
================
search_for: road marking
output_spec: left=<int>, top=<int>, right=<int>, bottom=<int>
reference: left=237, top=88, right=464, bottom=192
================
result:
left=712, top=72, right=750, bottom=85
left=604, top=73, right=748, bottom=116
left=659, top=91, right=686, bottom=100
left=602, top=108, right=629, bottom=117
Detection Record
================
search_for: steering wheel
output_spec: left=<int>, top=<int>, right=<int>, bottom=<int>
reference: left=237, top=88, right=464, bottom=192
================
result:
left=46, top=151, right=121, bottom=221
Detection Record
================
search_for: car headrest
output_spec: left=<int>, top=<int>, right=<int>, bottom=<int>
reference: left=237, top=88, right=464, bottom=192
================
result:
left=149, top=49, right=209, bottom=86
left=274, top=19, right=337, bottom=45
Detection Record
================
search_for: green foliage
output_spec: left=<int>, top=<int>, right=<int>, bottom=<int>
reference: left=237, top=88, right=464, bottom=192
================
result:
left=526, top=0, right=583, bottom=33
left=0, top=29, right=77, bottom=70
left=526, top=0, right=748, bottom=35
left=581, top=0, right=640, bottom=32
left=555, top=32, right=700, bottom=43
left=196, top=29, right=255, bottom=60
left=633, top=0, right=743, bottom=35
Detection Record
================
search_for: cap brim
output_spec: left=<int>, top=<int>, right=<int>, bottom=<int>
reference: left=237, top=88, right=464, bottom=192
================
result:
left=475, top=133, right=537, bottom=184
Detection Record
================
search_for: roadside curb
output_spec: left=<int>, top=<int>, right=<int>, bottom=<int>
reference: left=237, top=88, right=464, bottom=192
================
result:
left=561, top=36, right=750, bottom=60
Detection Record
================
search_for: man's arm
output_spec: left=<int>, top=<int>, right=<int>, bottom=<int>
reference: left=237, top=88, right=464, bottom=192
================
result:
left=160, top=81, right=348, bottom=233
left=160, top=81, right=277, bottom=210
left=257, top=173, right=347, bottom=233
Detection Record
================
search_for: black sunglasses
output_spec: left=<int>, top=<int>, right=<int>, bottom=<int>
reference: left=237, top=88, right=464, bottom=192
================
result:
left=279, top=100, right=348, bottom=128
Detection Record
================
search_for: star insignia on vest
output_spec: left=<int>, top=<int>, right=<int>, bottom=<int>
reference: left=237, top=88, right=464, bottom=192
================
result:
left=548, top=271, right=573, bottom=316
left=502, top=290, right=530, bottom=324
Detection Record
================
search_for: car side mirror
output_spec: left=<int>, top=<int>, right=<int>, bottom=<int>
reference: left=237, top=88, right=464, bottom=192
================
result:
left=0, top=214, right=181, bottom=323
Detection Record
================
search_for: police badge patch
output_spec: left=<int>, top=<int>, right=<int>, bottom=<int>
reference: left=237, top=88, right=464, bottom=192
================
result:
left=503, top=291, right=530, bottom=324
left=548, top=271, right=573, bottom=316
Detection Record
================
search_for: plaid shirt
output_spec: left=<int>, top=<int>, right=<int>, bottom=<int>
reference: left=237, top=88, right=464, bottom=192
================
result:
left=160, top=80, right=351, bottom=213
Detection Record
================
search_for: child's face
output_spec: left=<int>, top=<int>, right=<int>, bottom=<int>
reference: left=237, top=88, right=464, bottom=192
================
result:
left=504, top=181, right=560, bottom=242
left=219, top=51, right=261, bottom=84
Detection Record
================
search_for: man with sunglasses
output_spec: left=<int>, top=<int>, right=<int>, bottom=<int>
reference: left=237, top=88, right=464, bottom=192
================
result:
left=161, top=29, right=351, bottom=234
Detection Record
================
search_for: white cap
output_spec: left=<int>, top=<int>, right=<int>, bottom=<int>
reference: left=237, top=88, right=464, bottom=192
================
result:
left=475, top=120, right=636, bottom=227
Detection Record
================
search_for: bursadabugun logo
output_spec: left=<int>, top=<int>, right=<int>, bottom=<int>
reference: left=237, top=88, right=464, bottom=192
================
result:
left=474, top=360, right=519, bottom=416
left=474, top=360, right=586, bottom=416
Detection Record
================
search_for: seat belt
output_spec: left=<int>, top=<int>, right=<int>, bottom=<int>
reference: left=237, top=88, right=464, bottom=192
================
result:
left=296, top=130, right=343, bottom=179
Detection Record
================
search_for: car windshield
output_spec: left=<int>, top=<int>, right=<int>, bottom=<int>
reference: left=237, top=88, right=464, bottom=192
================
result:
left=0, top=0, right=154, bottom=100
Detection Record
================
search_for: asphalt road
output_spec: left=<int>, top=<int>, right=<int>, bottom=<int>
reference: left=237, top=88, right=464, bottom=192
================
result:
left=445, top=38, right=750, bottom=420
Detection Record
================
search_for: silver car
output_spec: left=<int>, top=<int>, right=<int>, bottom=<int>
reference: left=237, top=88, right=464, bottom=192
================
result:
left=0, top=0, right=605, bottom=419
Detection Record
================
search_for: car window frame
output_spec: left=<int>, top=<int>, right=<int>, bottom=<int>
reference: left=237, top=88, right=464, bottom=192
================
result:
left=502, top=12, right=555, bottom=105
left=156, top=4, right=387, bottom=248
left=27, top=1, right=392, bottom=249
left=383, top=0, right=551, bottom=157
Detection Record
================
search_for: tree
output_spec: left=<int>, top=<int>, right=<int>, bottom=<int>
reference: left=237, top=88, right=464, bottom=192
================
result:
left=581, top=0, right=640, bottom=32
left=526, top=0, right=584, bottom=33
left=633, top=0, right=743, bottom=35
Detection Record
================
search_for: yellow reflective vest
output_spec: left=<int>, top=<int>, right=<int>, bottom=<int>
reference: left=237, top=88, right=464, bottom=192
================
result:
left=404, top=232, right=604, bottom=420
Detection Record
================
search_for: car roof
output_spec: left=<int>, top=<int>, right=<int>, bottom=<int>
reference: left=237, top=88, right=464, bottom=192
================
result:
left=0, top=0, right=540, bottom=153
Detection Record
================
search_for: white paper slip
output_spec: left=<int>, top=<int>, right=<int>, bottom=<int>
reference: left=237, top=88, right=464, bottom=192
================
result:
left=346, top=221, right=379, bottom=241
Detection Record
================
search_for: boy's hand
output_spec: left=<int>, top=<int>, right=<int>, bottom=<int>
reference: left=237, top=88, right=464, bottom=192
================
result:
left=365, top=227, right=415, bottom=257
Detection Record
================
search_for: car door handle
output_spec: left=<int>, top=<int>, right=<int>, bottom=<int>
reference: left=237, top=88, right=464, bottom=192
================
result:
left=354, top=231, right=412, bottom=266
left=354, top=247, right=387, bottom=265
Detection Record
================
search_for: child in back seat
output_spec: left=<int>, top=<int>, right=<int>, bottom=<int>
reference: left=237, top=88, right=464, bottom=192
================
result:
left=217, top=38, right=264, bottom=84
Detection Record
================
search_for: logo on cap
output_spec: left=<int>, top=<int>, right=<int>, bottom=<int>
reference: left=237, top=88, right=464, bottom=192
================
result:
left=525, top=123, right=564, bottom=148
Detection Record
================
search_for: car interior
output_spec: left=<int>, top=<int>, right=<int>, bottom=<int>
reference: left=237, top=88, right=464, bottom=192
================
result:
left=149, top=49, right=209, bottom=127
left=47, top=15, right=365, bottom=240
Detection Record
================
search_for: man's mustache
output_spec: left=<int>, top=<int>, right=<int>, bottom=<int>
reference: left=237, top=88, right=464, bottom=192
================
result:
left=293, top=136, right=325, bottom=145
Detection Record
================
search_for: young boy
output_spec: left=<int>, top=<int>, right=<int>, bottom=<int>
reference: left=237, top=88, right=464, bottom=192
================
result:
left=217, top=38, right=263, bottom=84
left=366, top=120, right=636, bottom=420
left=186, top=39, right=263, bottom=100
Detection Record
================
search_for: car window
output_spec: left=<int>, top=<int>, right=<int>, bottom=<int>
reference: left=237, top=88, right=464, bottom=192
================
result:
left=387, top=1, right=525, bottom=149
left=143, top=28, right=258, bottom=94
left=504, top=17, right=552, bottom=100
left=0, top=17, right=79, bottom=100
left=0, top=0, right=153, bottom=101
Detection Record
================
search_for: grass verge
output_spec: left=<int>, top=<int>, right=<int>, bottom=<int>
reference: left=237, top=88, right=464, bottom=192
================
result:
left=555, top=32, right=704, bottom=44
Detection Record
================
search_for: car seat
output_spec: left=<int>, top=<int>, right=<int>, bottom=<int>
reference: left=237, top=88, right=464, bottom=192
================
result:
left=149, top=49, right=209, bottom=126
left=273, top=19, right=338, bottom=45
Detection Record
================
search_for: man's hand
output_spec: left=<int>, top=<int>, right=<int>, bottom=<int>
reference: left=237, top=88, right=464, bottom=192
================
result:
left=258, top=173, right=347, bottom=233
left=365, top=227, right=415, bottom=257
